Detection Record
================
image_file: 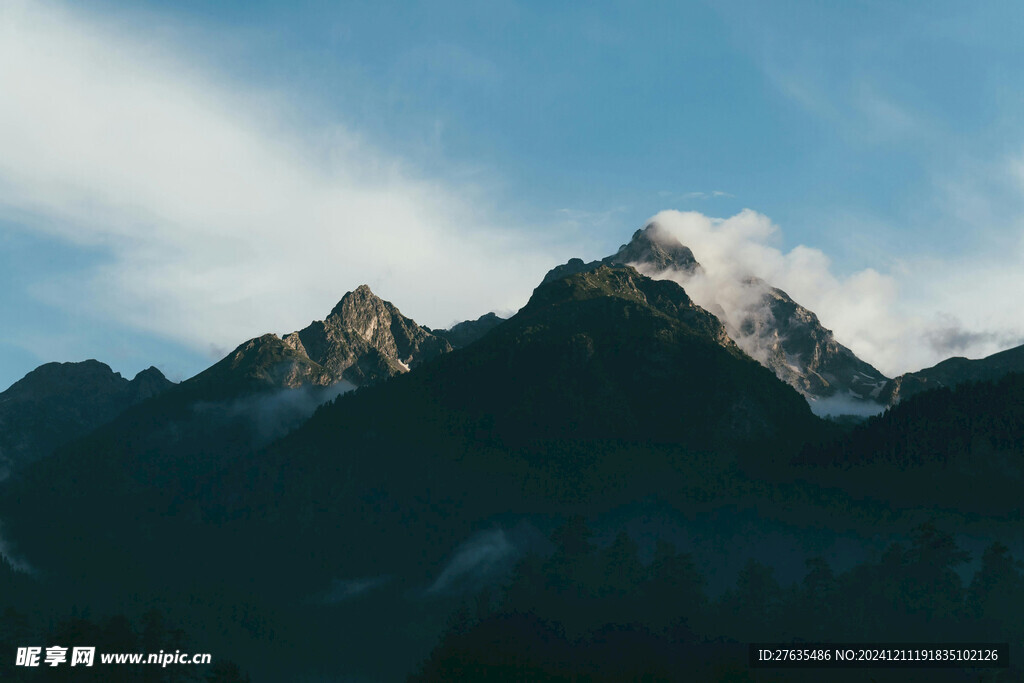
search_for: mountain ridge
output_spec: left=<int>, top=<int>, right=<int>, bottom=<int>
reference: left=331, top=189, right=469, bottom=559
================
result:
left=880, top=342, right=1024, bottom=405
left=0, top=360, right=173, bottom=476
left=433, top=312, right=507, bottom=349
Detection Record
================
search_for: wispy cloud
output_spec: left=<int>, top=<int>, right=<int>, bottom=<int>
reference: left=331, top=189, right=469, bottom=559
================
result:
left=426, top=528, right=515, bottom=595
left=649, top=210, right=1024, bottom=377
left=0, top=1, right=559, bottom=356
left=765, top=62, right=929, bottom=146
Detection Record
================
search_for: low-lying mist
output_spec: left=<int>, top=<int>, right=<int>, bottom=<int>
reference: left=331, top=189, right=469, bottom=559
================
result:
left=195, top=380, right=356, bottom=445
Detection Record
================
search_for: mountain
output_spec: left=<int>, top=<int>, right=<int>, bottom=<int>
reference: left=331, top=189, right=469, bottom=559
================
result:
left=13, top=263, right=1021, bottom=681
left=433, top=312, right=506, bottom=348
left=112, top=263, right=814, bottom=607
left=543, top=224, right=889, bottom=408
left=608, top=222, right=702, bottom=273
left=0, top=285, right=453, bottom=572
left=880, top=342, right=1024, bottom=405
left=1, top=265, right=816, bottom=584
left=0, top=264, right=812, bottom=681
left=0, top=360, right=172, bottom=477
left=189, top=284, right=452, bottom=397
left=225, top=264, right=816, bottom=530
left=803, top=371, right=1024, bottom=469
left=416, top=262, right=809, bottom=448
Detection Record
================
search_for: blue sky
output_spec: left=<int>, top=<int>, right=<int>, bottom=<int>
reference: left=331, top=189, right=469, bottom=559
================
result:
left=2, top=0, right=1023, bottom=388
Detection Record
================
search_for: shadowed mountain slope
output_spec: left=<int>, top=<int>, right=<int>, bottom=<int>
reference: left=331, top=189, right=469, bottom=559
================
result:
left=0, top=360, right=172, bottom=476
left=433, top=312, right=507, bottom=348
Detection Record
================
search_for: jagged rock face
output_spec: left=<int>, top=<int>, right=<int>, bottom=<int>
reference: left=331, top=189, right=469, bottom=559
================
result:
left=288, top=285, right=451, bottom=383
left=198, top=334, right=332, bottom=394
left=742, top=285, right=888, bottom=402
left=0, top=360, right=173, bottom=475
left=880, top=342, right=1024, bottom=405
left=434, top=312, right=506, bottom=349
left=196, top=285, right=452, bottom=393
left=543, top=223, right=888, bottom=405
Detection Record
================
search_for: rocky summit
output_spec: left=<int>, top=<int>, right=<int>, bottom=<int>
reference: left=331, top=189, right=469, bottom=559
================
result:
left=284, top=284, right=451, bottom=384
left=543, top=223, right=889, bottom=406
left=190, top=285, right=452, bottom=394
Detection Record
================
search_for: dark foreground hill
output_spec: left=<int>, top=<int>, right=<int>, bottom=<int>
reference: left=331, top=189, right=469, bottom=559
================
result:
left=795, top=372, right=1024, bottom=516
left=411, top=374, right=1024, bottom=681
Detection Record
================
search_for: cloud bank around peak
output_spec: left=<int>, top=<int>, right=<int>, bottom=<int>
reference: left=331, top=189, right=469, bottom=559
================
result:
left=0, top=1, right=558, bottom=360
left=647, top=210, right=1024, bottom=377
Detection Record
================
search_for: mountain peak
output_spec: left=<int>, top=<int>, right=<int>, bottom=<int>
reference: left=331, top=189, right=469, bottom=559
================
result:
left=609, top=222, right=701, bottom=274
left=188, top=283, right=451, bottom=393
left=291, top=286, right=452, bottom=386
left=329, top=284, right=383, bottom=318
left=128, top=366, right=174, bottom=400
left=4, top=359, right=124, bottom=398
left=541, top=223, right=700, bottom=286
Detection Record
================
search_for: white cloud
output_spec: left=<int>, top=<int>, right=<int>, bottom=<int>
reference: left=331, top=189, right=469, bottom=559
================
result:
left=0, top=1, right=558, bottom=358
left=647, top=210, right=1024, bottom=377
